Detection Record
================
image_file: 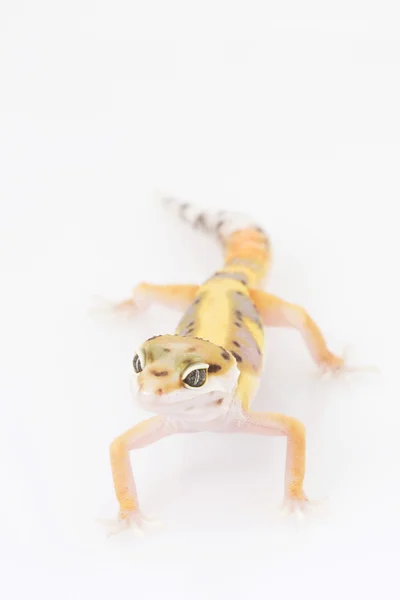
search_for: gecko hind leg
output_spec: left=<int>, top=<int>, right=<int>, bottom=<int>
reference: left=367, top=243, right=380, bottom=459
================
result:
left=249, top=290, right=377, bottom=375
left=90, top=283, right=199, bottom=317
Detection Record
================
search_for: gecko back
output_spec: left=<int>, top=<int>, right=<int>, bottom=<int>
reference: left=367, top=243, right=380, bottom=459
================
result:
left=160, top=197, right=271, bottom=410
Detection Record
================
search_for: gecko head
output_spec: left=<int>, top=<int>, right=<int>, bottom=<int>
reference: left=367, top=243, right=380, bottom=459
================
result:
left=131, top=334, right=240, bottom=422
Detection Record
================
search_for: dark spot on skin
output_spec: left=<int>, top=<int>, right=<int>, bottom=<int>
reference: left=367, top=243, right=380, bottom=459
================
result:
left=232, top=341, right=240, bottom=348
left=216, top=398, right=223, bottom=405
left=150, top=370, right=169, bottom=377
left=185, top=328, right=195, bottom=335
left=256, top=345, right=262, bottom=355
left=186, top=321, right=195, bottom=328
left=236, top=291, right=244, bottom=296
left=194, top=213, right=207, bottom=229
left=162, top=348, right=171, bottom=353
left=234, top=322, right=241, bottom=327
left=210, top=272, right=248, bottom=285
left=180, top=203, right=189, bottom=219
left=221, top=350, right=230, bottom=360
left=216, top=220, right=224, bottom=230
left=235, top=310, right=242, bottom=320
left=231, top=351, right=242, bottom=363
left=186, top=347, right=196, bottom=352
left=208, top=364, right=221, bottom=373
left=193, top=297, right=201, bottom=304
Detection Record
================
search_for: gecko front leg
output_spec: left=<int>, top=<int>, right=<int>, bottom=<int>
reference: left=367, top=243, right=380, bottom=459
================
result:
left=239, top=410, right=309, bottom=515
left=107, top=416, right=177, bottom=534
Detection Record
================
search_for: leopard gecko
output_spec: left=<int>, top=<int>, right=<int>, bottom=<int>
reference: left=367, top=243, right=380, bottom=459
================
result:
left=106, top=197, right=346, bottom=532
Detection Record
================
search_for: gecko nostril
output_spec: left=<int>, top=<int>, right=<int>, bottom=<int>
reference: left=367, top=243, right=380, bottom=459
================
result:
left=156, top=388, right=163, bottom=396
left=151, top=369, right=169, bottom=377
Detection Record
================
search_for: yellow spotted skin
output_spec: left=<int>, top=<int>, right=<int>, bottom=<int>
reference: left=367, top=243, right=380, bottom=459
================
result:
left=175, top=227, right=270, bottom=409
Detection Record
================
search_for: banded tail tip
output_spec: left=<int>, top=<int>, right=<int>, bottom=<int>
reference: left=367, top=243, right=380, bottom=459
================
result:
left=149, top=190, right=180, bottom=211
left=160, top=194, right=268, bottom=242
left=161, top=195, right=187, bottom=215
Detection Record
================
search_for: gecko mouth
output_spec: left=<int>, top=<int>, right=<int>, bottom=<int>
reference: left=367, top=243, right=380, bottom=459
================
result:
left=136, top=389, right=231, bottom=422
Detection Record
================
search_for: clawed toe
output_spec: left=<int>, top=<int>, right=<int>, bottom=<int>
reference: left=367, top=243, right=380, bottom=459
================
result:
left=98, top=510, right=160, bottom=538
left=279, top=495, right=327, bottom=520
left=88, top=295, right=139, bottom=319
left=317, top=345, right=379, bottom=379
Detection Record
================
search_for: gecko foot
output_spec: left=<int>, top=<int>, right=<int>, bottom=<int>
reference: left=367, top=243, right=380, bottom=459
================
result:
left=88, top=295, right=141, bottom=319
left=280, top=492, right=327, bottom=521
left=98, top=510, right=161, bottom=537
left=318, top=345, right=379, bottom=380
left=279, top=494, right=327, bottom=521
left=280, top=495, right=309, bottom=520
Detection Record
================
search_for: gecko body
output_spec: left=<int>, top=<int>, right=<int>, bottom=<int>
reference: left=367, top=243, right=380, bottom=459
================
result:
left=108, top=198, right=345, bottom=530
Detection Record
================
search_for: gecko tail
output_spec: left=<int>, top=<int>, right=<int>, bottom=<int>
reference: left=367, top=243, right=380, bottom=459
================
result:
left=162, top=196, right=271, bottom=287
left=162, top=196, right=263, bottom=243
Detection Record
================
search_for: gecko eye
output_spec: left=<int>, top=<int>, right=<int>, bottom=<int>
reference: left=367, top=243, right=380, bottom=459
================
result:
left=133, top=350, right=145, bottom=373
left=183, top=369, right=207, bottom=388
left=181, top=362, right=209, bottom=389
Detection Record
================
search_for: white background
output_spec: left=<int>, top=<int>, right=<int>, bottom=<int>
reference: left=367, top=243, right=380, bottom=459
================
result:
left=0, top=1, right=399, bottom=598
